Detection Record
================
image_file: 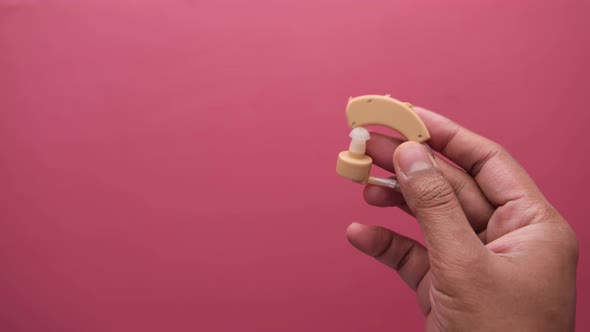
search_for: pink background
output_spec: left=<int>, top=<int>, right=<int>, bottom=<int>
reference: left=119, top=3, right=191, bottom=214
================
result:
left=0, top=1, right=589, bottom=331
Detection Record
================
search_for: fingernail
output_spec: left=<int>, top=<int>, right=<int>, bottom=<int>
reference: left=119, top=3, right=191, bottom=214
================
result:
left=422, top=143, right=435, bottom=158
left=422, top=143, right=438, bottom=165
left=398, top=142, right=433, bottom=175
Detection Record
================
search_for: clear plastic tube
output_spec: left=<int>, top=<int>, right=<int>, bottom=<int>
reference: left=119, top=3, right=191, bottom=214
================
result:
left=368, top=176, right=400, bottom=191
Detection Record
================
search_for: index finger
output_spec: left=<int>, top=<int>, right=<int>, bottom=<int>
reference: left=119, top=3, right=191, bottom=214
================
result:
left=413, top=106, right=544, bottom=207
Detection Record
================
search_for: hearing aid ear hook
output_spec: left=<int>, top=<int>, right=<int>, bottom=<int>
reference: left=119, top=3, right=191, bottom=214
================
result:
left=336, top=95, right=431, bottom=190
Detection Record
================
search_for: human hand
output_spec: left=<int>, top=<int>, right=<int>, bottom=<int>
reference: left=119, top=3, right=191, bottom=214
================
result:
left=346, top=107, right=578, bottom=331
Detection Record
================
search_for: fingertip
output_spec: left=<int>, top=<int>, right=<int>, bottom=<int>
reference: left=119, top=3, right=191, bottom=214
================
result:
left=346, top=221, right=363, bottom=237
left=364, top=132, right=404, bottom=172
left=346, top=222, right=365, bottom=248
left=346, top=223, right=391, bottom=257
left=345, top=222, right=374, bottom=255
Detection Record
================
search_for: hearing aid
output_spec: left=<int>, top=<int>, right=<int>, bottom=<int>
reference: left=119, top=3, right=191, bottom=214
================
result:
left=336, top=94, right=431, bottom=190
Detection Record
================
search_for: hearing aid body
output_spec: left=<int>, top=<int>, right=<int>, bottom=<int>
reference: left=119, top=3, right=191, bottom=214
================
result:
left=336, top=95, right=430, bottom=189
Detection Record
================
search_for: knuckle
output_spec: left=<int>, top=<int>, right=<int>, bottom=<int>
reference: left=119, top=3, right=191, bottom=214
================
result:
left=569, top=232, right=579, bottom=262
left=524, top=199, right=579, bottom=261
left=410, top=174, right=456, bottom=209
left=529, top=199, right=562, bottom=224
left=557, top=222, right=579, bottom=259
left=493, top=142, right=508, bottom=155
left=488, top=140, right=508, bottom=157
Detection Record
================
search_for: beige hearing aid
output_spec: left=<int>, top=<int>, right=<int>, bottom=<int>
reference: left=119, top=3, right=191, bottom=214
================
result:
left=336, top=94, right=430, bottom=190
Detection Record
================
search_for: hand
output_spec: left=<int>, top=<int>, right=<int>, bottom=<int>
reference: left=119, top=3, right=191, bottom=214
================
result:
left=346, top=107, right=578, bottom=331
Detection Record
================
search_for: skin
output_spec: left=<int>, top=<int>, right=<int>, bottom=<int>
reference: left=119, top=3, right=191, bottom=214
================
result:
left=346, top=107, right=578, bottom=331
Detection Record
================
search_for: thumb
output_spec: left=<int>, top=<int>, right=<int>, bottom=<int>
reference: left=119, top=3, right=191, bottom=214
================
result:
left=393, top=141, right=484, bottom=265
